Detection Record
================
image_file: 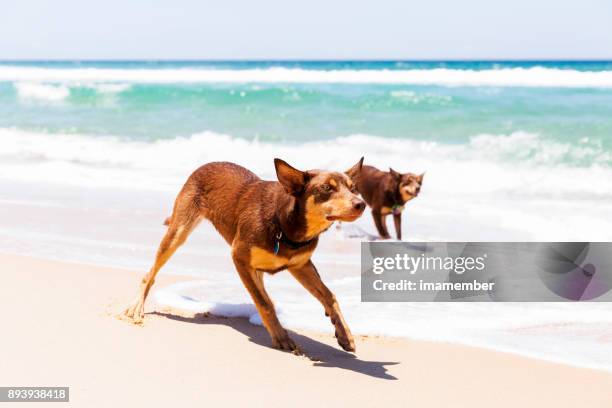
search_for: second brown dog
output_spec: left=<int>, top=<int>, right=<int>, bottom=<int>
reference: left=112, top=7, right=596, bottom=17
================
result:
left=357, top=164, right=424, bottom=240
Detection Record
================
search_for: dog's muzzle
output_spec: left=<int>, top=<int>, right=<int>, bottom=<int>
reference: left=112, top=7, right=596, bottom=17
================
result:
left=326, top=199, right=365, bottom=221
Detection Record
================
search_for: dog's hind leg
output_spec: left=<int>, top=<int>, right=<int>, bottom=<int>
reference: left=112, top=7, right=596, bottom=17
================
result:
left=289, top=260, right=355, bottom=352
left=123, top=198, right=200, bottom=323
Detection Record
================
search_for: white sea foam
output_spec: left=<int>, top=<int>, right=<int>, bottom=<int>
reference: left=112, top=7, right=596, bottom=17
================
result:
left=12, top=81, right=131, bottom=103
left=13, top=82, right=70, bottom=102
left=153, top=277, right=612, bottom=372
left=2, top=66, right=612, bottom=87
left=1, top=128, right=610, bottom=196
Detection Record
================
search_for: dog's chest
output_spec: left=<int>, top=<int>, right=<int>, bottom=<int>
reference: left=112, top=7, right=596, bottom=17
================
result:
left=381, top=206, right=392, bottom=215
left=250, top=247, right=312, bottom=271
left=381, top=205, right=405, bottom=216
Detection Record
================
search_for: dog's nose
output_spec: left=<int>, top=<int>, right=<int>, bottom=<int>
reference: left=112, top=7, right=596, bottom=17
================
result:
left=353, top=200, right=366, bottom=211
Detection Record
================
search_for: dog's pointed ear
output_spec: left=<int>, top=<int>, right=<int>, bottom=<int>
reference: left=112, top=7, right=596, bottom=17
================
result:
left=274, top=158, right=307, bottom=195
left=345, top=157, right=364, bottom=183
left=389, top=167, right=401, bottom=179
left=418, top=172, right=425, bottom=182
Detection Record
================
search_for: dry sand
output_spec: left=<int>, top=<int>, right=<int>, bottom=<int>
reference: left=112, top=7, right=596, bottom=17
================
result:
left=2, top=253, right=611, bottom=407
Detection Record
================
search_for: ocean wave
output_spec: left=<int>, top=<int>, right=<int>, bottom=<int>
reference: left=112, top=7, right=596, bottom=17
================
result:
left=12, top=81, right=132, bottom=103
left=14, top=82, right=70, bottom=102
left=1, top=128, right=611, bottom=199
left=469, top=132, right=612, bottom=165
left=2, top=66, right=612, bottom=87
left=1, top=127, right=608, bottom=168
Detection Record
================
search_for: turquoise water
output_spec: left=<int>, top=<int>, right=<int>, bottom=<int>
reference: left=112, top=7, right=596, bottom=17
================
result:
left=1, top=61, right=611, bottom=168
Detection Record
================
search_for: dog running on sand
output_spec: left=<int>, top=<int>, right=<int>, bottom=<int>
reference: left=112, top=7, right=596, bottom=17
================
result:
left=123, top=158, right=366, bottom=353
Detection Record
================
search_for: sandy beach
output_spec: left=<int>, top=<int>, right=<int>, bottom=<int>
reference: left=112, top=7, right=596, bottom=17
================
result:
left=2, top=253, right=611, bottom=407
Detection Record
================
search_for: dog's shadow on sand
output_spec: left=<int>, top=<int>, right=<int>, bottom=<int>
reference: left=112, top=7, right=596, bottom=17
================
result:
left=152, top=311, right=398, bottom=380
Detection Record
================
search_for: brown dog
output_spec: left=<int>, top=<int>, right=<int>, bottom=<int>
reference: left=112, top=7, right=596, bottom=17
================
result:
left=123, top=158, right=366, bottom=353
left=357, top=165, right=424, bottom=240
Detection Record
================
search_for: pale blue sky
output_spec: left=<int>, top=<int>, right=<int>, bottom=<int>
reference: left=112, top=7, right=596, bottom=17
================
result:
left=1, top=0, right=611, bottom=60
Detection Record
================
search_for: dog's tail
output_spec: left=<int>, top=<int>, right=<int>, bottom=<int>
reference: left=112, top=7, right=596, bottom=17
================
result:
left=163, top=217, right=171, bottom=226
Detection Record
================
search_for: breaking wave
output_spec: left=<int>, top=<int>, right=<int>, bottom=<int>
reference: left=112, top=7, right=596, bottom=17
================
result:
left=2, top=66, right=612, bottom=87
left=12, top=81, right=132, bottom=103
left=1, top=128, right=611, bottom=199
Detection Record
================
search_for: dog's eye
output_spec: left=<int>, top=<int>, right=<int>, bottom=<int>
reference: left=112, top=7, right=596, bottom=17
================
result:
left=321, top=184, right=331, bottom=192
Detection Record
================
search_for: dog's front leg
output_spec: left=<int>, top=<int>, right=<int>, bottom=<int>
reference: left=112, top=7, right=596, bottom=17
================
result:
left=289, top=260, right=355, bottom=352
left=231, top=250, right=300, bottom=353
left=393, top=213, right=402, bottom=240
left=372, top=209, right=390, bottom=239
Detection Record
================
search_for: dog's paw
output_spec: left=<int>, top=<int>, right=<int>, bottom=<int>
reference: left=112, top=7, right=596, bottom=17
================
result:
left=272, top=335, right=301, bottom=354
left=121, top=300, right=145, bottom=324
left=335, top=329, right=356, bottom=352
